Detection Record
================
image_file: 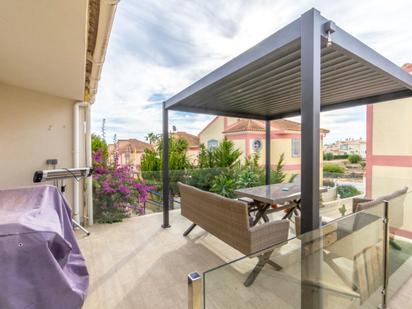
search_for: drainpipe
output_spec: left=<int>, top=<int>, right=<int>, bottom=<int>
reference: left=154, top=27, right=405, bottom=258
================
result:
left=85, top=104, right=93, bottom=225
left=73, top=102, right=88, bottom=223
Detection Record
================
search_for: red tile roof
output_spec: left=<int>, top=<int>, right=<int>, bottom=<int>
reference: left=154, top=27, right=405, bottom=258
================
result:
left=222, top=118, right=329, bottom=134
left=115, top=139, right=153, bottom=153
left=172, top=131, right=200, bottom=148
left=223, top=119, right=265, bottom=133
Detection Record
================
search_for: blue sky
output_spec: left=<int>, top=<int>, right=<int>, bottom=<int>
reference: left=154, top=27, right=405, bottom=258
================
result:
left=92, top=0, right=412, bottom=144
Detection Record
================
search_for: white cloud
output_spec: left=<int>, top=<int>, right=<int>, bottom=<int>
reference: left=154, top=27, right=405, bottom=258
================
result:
left=93, top=0, right=412, bottom=143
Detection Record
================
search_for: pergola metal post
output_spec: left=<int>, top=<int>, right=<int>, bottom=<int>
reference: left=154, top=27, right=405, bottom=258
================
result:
left=265, top=120, right=271, bottom=185
left=300, top=8, right=323, bottom=309
left=162, top=102, right=171, bottom=228
left=300, top=8, right=321, bottom=233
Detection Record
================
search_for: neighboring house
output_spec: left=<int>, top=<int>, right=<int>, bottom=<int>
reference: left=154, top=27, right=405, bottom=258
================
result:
left=108, top=139, right=153, bottom=172
left=172, top=131, right=200, bottom=163
left=366, top=63, right=412, bottom=226
left=0, top=1, right=118, bottom=225
left=324, top=138, right=367, bottom=158
left=110, top=132, right=200, bottom=170
left=198, top=116, right=329, bottom=176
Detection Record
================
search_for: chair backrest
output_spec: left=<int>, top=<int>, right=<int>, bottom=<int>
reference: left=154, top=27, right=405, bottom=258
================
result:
left=356, top=187, right=408, bottom=228
left=178, top=182, right=250, bottom=252
left=354, top=244, right=383, bottom=304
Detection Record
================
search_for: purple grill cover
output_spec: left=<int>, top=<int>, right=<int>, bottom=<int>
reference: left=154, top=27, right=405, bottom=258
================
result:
left=0, top=185, right=89, bottom=309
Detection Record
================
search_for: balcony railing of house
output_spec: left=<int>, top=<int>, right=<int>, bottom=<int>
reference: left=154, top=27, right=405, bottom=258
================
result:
left=187, top=188, right=412, bottom=309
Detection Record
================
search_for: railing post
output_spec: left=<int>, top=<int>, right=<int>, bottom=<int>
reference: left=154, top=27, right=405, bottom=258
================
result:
left=188, top=272, right=202, bottom=309
left=380, top=200, right=390, bottom=309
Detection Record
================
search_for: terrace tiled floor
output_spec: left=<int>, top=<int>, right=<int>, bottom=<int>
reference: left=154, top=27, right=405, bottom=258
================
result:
left=76, top=210, right=244, bottom=309
left=77, top=208, right=412, bottom=309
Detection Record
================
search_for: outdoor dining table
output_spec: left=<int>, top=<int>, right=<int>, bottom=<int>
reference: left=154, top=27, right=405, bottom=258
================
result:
left=235, top=183, right=327, bottom=226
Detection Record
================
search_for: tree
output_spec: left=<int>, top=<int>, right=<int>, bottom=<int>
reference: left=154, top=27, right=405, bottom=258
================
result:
left=145, top=132, right=159, bottom=145
left=92, top=134, right=109, bottom=164
left=141, top=135, right=191, bottom=194
left=324, top=152, right=334, bottom=161
left=271, top=153, right=287, bottom=183
left=213, top=138, right=242, bottom=168
left=197, top=138, right=242, bottom=169
left=348, top=154, right=362, bottom=164
left=197, top=144, right=215, bottom=168
left=141, top=135, right=191, bottom=172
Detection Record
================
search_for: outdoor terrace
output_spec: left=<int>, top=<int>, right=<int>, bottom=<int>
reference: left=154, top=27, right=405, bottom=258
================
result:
left=77, top=7, right=412, bottom=309
left=77, top=210, right=243, bottom=309
left=77, top=199, right=412, bottom=309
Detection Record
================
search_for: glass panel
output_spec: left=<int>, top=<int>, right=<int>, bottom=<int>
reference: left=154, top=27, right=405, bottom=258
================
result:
left=387, top=190, right=412, bottom=306
left=141, top=167, right=256, bottom=212
left=203, top=204, right=385, bottom=309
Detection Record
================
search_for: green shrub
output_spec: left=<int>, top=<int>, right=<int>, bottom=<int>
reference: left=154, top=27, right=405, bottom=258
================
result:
left=210, top=174, right=236, bottom=198
left=186, top=168, right=226, bottom=192
left=323, top=163, right=345, bottom=174
left=271, top=153, right=287, bottom=184
left=333, top=154, right=349, bottom=160
left=348, top=154, right=362, bottom=164
left=198, top=138, right=242, bottom=168
left=92, top=134, right=109, bottom=162
left=237, top=169, right=260, bottom=188
left=324, top=152, right=334, bottom=161
left=337, top=185, right=361, bottom=198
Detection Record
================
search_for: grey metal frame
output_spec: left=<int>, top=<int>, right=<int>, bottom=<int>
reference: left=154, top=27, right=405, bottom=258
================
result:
left=159, top=8, right=412, bottom=309
left=300, top=9, right=323, bottom=308
left=265, top=120, right=271, bottom=185
left=162, top=102, right=170, bottom=228
left=160, top=7, right=412, bottom=237
left=300, top=9, right=321, bottom=233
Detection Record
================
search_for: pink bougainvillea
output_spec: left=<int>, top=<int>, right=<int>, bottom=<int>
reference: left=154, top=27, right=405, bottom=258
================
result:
left=92, top=149, right=153, bottom=223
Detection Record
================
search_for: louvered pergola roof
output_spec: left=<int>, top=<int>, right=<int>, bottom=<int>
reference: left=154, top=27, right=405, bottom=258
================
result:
left=165, top=10, right=412, bottom=120
left=160, top=8, right=412, bottom=236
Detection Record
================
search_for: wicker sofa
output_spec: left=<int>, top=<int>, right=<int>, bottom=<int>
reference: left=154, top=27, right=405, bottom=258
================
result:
left=178, top=182, right=289, bottom=286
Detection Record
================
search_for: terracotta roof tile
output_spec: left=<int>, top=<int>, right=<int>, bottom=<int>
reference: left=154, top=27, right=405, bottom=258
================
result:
left=222, top=118, right=329, bottom=134
left=116, top=139, right=153, bottom=153
left=172, top=131, right=200, bottom=148
left=223, top=119, right=265, bottom=133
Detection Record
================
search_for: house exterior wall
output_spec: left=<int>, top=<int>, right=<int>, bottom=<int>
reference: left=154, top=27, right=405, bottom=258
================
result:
left=187, top=148, right=199, bottom=163
left=372, top=98, right=412, bottom=156
left=366, top=98, right=412, bottom=228
left=199, top=116, right=326, bottom=180
left=198, top=117, right=226, bottom=146
left=0, top=82, right=87, bottom=219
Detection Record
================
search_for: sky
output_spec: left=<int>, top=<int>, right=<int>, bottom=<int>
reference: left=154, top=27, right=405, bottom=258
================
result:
left=92, top=0, right=412, bottom=145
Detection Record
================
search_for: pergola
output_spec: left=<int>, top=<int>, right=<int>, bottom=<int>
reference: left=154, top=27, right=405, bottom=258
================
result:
left=161, top=8, right=412, bottom=233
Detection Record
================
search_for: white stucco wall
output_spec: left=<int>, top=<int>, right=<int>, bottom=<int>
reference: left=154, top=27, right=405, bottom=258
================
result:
left=0, top=82, right=86, bottom=218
